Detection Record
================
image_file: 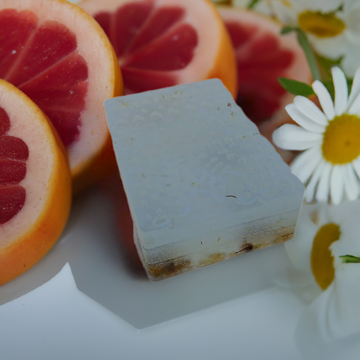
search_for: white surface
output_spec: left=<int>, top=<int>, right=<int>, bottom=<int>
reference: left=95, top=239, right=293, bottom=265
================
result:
left=2, top=1, right=357, bottom=358
left=3, top=184, right=360, bottom=359
left=0, top=263, right=305, bottom=360
left=5, top=181, right=358, bottom=359
left=0, top=180, right=298, bottom=329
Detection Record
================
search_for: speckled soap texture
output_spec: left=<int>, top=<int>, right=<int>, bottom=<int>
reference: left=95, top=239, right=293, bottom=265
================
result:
left=105, top=79, right=304, bottom=281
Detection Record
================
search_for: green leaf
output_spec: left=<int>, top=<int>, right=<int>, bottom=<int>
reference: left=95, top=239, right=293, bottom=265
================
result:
left=278, top=78, right=315, bottom=97
left=340, top=255, right=360, bottom=263
left=281, top=26, right=295, bottom=35
left=248, top=0, right=262, bottom=9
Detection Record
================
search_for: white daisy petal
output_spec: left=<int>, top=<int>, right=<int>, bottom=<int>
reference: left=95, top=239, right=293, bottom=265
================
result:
left=330, top=165, right=345, bottom=205
left=315, top=161, right=332, bottom=203
left=284, top=198, right=360, bottom=342
left=305, top=160, right=326, bottom=202
left=297, top=258, right=360, bottom=343
left=312, top=81, right=336, bottom=120
left=344, top=5, right=360, bottom=35
left=343, top=0, right=360, bottom=13
left=294, top=96, right=328, bottom=126
left=332, top=67, right=349, bottom=115
left=284, top=203, right=319, bottom=276
left=296, top=284, right=334, bottom=343
left=331, top=203, right=360, bottom=257
left=348, top=90, right=360, bottom=115
left=347, top=67, right=360, bottom=110
left=312, top=35, right=347, bottom=62
left=291, top=146, right=322, bottom=183
left=344, top=164, right=360, bottom=201
left=285, top=104, right=325, bottom=133
left=333, top=199, right=360, bottom=228
left=337, top=43, right=360, bottom=78
left=272, top=124, right=323, bottom=150
left=326, top=264, right=360, bottom=339
left=309, top=0, right=343, bottom=12
left=352, top=157, right=360, bottom=179
left=270, top=1, right=298, bottom=25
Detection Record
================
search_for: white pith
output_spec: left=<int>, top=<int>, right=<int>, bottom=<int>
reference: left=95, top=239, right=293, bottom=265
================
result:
left=0, top=0, right=117, bottom=177
left=79, top=0, right=223, bottom=84
left=0, top=83, right=55, bottom=249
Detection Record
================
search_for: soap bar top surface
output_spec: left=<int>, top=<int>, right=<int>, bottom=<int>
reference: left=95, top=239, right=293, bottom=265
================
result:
left=105, top=79, right=303, bottom=250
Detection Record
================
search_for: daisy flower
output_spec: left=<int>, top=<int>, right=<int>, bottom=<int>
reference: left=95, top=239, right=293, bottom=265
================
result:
left=268, top=0, right=360, bottom=76
left=285, top=201, right=360, bottom=340
left=273, top=66, right=360, bottom=205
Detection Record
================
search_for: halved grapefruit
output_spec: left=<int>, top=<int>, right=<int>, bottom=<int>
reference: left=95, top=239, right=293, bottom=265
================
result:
left=78, top=0, right=238, bottom=97
left=0, top=0, right=123, bottom=193
left=0, top=79, right=71, bottom=285
left=219, top=7, right=311, bottom=162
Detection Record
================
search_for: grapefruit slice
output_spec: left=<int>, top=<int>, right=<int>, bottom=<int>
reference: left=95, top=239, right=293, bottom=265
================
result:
left=218, top=7, right=311, bottom=161
left=0, top=0, right=123, bottom=193
left=0, top=79, right=71, bottom=285
left=78, top=0, right=237, bottom=97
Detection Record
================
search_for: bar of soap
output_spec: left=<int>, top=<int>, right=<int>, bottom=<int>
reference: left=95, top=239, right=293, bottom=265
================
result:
left=105, top=79, right=304, bottom=281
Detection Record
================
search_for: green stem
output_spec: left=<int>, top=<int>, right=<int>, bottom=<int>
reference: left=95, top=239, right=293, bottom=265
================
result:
left=295, top=29, right=322, bottom=81
left=281, top=27, right=322, bottom=81
left=248, top=0, right=262, bottom=9
left=340, top=255, right=360, bottom=264
left=215, top=0, right=233, bottom=4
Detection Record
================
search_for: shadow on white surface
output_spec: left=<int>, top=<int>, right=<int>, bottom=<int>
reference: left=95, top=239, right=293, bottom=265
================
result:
left=0, top=263, right=305, bottom=360
left=0, top=180, right=297, bottom=329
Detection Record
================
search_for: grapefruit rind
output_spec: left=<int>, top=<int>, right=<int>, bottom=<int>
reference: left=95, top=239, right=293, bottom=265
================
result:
left=0, top=79, right=72, bottom=285
left=78, top=0, right=237, bottom=98
left=72, top=44, right=123, bottom=193
left=0, top=0, right=123, bottom=190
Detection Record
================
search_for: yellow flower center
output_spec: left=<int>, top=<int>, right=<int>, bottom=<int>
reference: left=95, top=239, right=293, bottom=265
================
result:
left=298, top=11, right=345, bottom=38
left=311, top=223, right=341, bottom=290
left=322, top=114, right=360, bottom=164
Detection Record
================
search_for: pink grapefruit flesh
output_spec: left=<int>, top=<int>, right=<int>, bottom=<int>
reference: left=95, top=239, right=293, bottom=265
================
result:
left=0, top=79, right=71, bottom=285
left=0, top=106, right=29, bottom=224
left=79, top=0, right=238, bottom=97
left=0, top=0, right=123, bottom=191
left=219, top=7, right=311, bottom=163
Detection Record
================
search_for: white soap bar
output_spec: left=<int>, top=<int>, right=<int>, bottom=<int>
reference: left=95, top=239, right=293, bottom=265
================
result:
left=105, top=79, right=304, bottom=281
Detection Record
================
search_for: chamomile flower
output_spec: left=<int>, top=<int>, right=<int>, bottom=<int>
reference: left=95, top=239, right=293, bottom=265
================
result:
left=285, top=201, right=360, bottom=340
left=269, top=0, right=360, bottom=76
left=273, top=66, right=360, bottom=205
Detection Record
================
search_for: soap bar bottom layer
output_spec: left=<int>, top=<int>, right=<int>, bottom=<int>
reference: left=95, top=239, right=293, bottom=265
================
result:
left=134, top=224, right=295, bottom=281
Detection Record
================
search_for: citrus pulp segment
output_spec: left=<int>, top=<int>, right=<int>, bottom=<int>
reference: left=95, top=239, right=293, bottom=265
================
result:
left=78, top=0, right=237, bottom=97
left=0, top=79, right=71, bottom=285
left=0, top=0, right=123, bottom=192
left=219, top=7, right=311, bottom=159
